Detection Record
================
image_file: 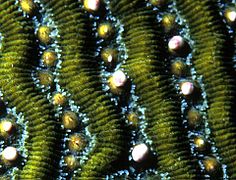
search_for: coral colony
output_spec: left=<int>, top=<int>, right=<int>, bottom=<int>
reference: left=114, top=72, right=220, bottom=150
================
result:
left=0, top=0, right=236, bottom=179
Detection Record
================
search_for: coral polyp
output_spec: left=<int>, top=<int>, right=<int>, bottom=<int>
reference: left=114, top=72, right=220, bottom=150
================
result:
left=0, top=0, right=236, bottom=179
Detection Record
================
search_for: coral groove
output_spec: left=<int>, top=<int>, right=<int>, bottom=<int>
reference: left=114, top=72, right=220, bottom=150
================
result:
left=175, top=0, right=236, bottom=177
left=109, top=0, right=198, bottom=179
left=0, top=0, right=60, bottom=179
left=41, top=0, right=125, bottom=179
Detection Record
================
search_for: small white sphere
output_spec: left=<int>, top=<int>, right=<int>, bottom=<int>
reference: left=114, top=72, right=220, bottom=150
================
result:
left=2, top=146, right=18, bottom=161
left=2, top=121, right=13, bottom=133
left=168, top=35, right=185, bottom=51
left=227, top=10, right=236, bottom=23
left=181, top=81, right=194, bottom=95
left=107, top=55, right=113, bottom=62
left=84, top=0, right=100, bottom=12
left=131, top=143, right=149, bottom=162
left=112, top=70, right=127, bottom=87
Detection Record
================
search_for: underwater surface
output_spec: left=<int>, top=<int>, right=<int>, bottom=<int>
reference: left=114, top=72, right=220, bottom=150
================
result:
left=1, top=0, right=236, bottom=179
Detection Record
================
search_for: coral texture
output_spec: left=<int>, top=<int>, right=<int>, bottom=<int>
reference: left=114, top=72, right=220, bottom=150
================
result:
left=175, top=0, right=236, bottom=178
left=0, top=1, right=60, bottom=179
left=109, top=0, right=197, bottom=178
left=0, top=0, right=236, bottom=179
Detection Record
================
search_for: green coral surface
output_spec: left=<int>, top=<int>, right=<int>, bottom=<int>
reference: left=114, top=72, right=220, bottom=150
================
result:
left=0, top=0, right=236, bottom=179
left=0, top=0, right=60, bottom=179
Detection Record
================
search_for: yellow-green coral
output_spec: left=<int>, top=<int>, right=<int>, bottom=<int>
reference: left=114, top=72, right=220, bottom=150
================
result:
left=109, top=0, right=198, bottom=178
left=0, top=1, right=60, bottom=179
left=175, top=0, right=236, bottom=178
left=40, top=0, right=126, bottom=179
left=0, top=0, right=236, bottom=179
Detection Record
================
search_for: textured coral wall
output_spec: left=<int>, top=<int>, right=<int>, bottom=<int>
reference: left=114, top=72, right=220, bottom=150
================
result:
left=0, top=0, right=236, bottom=179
